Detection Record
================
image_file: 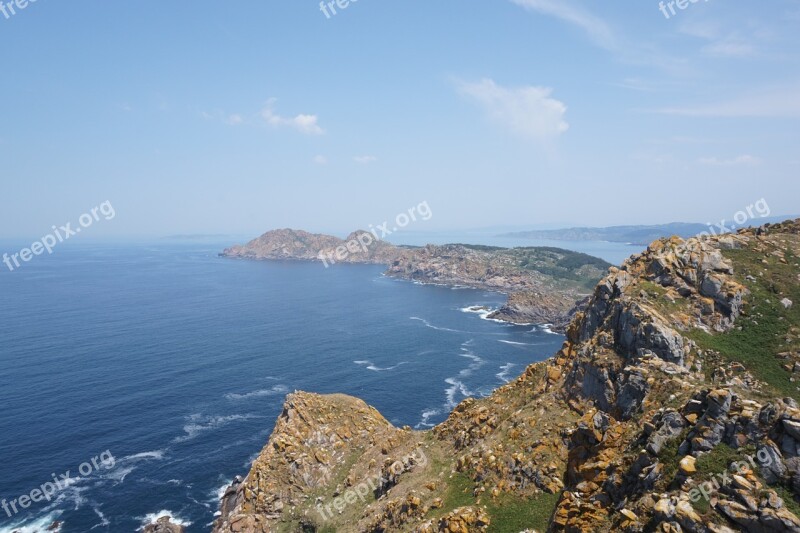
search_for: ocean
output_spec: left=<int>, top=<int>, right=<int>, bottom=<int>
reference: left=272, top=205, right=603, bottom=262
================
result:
left=0, top=242, right=569, bottom=532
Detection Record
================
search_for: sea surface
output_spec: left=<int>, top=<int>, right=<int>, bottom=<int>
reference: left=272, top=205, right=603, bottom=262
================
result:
left=0, top=242, right=569, bottom=532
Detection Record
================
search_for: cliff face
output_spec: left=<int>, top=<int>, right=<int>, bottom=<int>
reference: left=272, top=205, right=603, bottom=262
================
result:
left=215, top=220, right=800, bottom=533
left=223, top=231, right=610, bottom=331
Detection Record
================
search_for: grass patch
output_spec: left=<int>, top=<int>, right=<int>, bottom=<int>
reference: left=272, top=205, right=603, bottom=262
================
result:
left=695, top=443, right=747, bottom=478
left=485, top=491, right=562, bottom=533
left=436, top=472, right=561, bottom=532
left=657, top=429, right=689, bottom=485
left=440, top=472, right=477, bottom=512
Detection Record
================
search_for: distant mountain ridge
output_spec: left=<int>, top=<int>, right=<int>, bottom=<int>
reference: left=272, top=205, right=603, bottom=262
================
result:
left=501, top=216, right=796, bottom=245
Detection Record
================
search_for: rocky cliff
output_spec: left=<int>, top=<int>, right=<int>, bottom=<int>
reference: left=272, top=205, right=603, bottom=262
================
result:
left=213, top=219, right=800, bottom=532
left=223, top=231, right=610, bottom=331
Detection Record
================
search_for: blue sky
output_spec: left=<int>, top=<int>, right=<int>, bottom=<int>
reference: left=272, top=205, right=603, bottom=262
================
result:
left=1, top=0, right=798, bottom=238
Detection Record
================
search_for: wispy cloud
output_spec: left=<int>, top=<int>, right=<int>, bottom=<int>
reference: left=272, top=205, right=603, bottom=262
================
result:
left=699, top=155, right=761, bottom=166
left=260, top=98, right=325, bottom=135
left=679, top=20, right=757, bottom=58
left=313, top=155, right=328, bottom=165
left=509, top=0, right=692, bottom=76
left=201, top=110, right=245, bottom=126
left=456, top=78, right=569, bottom=142
left=353, top=155, right=377, bottom=164
left=654, top=83, right=800, bottom=117
left=510, top=0, right=616, bottom=49
left=226, top=114, right=244, bottom=126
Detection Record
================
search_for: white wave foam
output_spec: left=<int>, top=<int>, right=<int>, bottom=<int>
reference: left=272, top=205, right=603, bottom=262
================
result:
left=498, top=340, right=525, bottom=346
left=174, top=414, right=261, bottom=443
left=213, top=481, right=231, bottom=502
left=90, top=506, right=110, bottom=530
left=440, top=343, right=487, bottom=408
left=139, top=510, right=192, bottom=529
left=224, top=384, right=288, bottom=401
left=106, top=466, right=135, bottom=484
left=409, top=317, right=462, bottom=333
left=444, top=378, right=474, bottom=408
left=354, top=360, right=409, bottom=371
left=498, top=339, right=542, bottom=347
left=539, top=324, right=560, bottom=335
left=415, top=408, right=441, bottom=429
left=460, top=305, right=510, bottom=324
left=0, top=512, right=63, bottom=533
left=121, top=450, right=166, bottom=462
left=460, top=306, right=493, bottom=319
left=496, top=363, right=516, bottom=383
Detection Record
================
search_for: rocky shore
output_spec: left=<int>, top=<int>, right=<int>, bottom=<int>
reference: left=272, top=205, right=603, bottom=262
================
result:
left=223, top=230, right=611, bottom=331
left=214, top=219, right=800, bottom=532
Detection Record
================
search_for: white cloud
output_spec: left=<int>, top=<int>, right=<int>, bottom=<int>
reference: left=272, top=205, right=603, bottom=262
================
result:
left=456, top=78, right=569, bottom=142
left=510, top=0, right=615, bottom=49
left=313, top=155, right=328, bottom=165
left=699, top=155, right=761, bottom=166
left=226, top=114, right=244, bottom=126
left=353, top=155, right=377, bottom=164
left=261, top=98, right=325, bottom=135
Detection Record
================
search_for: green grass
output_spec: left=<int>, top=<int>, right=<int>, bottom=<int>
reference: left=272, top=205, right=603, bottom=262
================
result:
left=694, top=443, right=750, bottom=478
left=437, top=472, right=561, bottom=532
left=657, top=429, right=689, bottom=486
left=688, top=247, right=800, bottom=401
left=440, top=472, right=477, bottom=512
left=485, top=492, right=562, bottom=533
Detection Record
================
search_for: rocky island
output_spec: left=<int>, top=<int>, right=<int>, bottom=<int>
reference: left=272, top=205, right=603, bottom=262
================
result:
left=213, top=219, right=800, bottom=532
left=222, top=230, right=611, bottom=332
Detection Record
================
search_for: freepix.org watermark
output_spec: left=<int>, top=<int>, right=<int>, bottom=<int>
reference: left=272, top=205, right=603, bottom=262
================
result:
left=315, top=448, right=428, bottom=521
left=3, top=201, right=116, bottom=273
left=318, top=201, right=433, bottom=268
left=687, top=447, right=775, bottom=503
left=319, top=0, right=359, bottom=19
left=0, top=0, right=38, bottom=21
left=698, top=198, right=770, bottom=238
left=1, top=451, right=115, bottom=518
left=658, top=0, right=711, bottom=20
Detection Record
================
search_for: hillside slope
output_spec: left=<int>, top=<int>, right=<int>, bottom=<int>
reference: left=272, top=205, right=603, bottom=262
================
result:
left=213, top=220, right=800, bottom=533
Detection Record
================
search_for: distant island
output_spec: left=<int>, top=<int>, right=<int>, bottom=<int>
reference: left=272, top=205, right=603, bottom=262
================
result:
left=500, top=215, right=796, bottom=245
left=221, top=229, right=613, bottom=331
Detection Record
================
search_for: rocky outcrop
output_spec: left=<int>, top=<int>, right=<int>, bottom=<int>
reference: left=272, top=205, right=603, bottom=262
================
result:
left=488, top=293, right=590, bottom=331
left=143, top=517, right=185, bottom=533
left=214, top=219, right=800, bottom=532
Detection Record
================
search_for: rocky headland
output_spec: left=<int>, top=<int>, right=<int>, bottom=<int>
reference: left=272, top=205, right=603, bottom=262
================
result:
left=223, top=230, right=611, bottom=332
left=214, top=219, right=800, bottom=532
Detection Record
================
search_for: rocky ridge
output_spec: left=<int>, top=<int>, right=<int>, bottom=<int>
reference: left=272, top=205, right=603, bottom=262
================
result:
left=213, top=219, right=800, bottom=532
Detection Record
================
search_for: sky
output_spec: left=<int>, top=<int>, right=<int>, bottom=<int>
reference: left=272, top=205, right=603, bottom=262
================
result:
left=1, top=0, right=799, bottom=239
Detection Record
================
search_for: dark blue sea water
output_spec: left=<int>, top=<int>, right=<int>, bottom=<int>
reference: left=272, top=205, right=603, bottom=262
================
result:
left=0, top=242, right=565, bottom=532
